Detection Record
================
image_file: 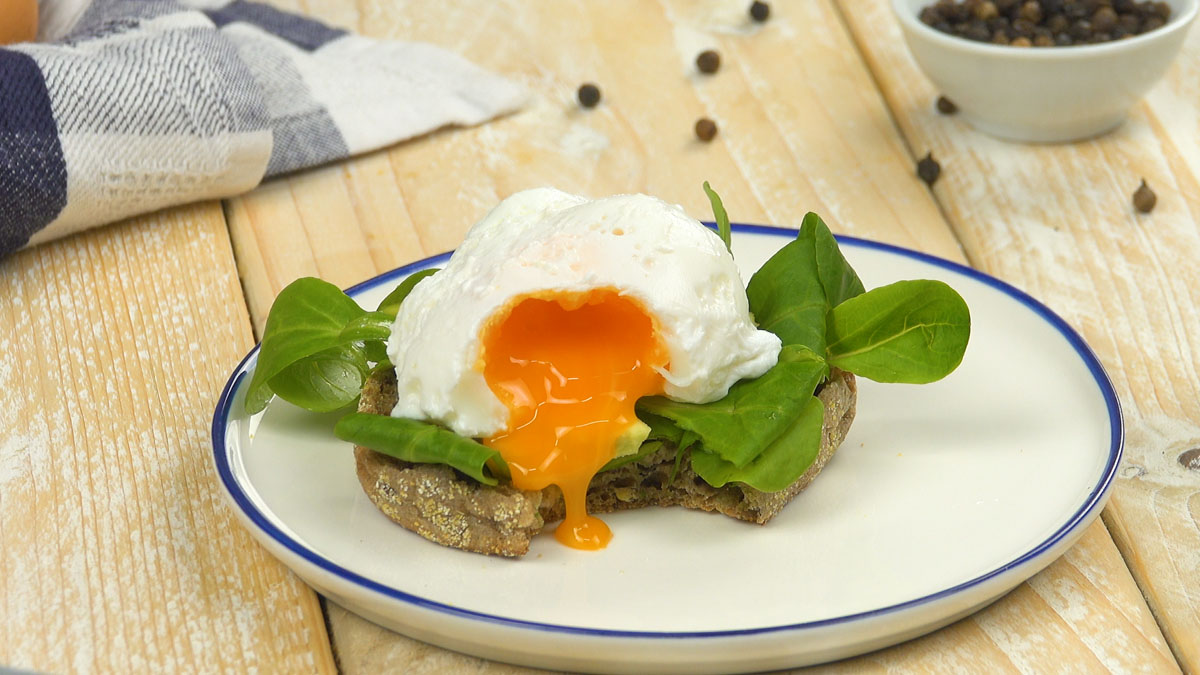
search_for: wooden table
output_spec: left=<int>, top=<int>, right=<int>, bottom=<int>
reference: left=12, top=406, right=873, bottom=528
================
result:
left=2, top=0, right=1197, bottom=672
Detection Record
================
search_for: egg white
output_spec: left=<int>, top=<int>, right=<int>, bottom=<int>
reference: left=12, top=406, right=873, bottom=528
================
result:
left=386, top=188, right=782, bottom=438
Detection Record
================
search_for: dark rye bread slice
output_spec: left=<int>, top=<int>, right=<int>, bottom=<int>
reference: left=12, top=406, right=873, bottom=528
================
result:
left=352, top=368, right=857, bottom=557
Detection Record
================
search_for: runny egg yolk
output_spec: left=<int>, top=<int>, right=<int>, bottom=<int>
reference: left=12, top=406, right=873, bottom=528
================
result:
left=481, top=290, right=667, bottom=550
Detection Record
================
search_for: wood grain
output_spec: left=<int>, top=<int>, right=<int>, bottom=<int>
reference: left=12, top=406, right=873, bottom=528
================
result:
left=214, top=1, right=1181, bottom=672
left=834, top=0, right=1200, bottom=668
left=231, top=0, right=964, bottom=337
left=0, top=204, right=335, bottom=672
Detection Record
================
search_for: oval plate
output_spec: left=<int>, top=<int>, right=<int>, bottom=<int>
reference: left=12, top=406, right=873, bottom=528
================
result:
left=212, top=226, right=1121, bottom=674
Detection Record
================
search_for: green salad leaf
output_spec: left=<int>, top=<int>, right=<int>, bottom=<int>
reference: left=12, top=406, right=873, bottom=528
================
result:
left=268, top=344, right=371, bottom=413
left=335, top=413, right=505, bottom=485
left=746, top=212, right=864, bottom=355
left=377, top=268, right=438, bottom=318
left=703, top=181, right=732, bottom=252
left=339, top=311, right=394, bottom=343
left=690, top=395, right=824, bottom=491
left=827, top=279, right=970, bottom=383
left=638, top=345, right=827, bottom=468
left=245, top=278, right=370, bottom=414
left=246, top=270, right=435, bottom=415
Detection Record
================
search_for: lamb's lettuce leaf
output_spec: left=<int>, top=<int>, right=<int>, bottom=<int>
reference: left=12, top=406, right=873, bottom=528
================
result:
left=377, top=268, right=438, bottom=318
left=690, top=395, right=824, bottom=491
left=637, top=345, right=827, bottom=469
left=246, top=270, right=435, bottom=415
left=245, top=277, right=370, bottom=414
left=268, top=343, right=371, bottom=413
left=827, top=279, right=970, bottom=383
left=334, top=413, right=505, bottom=486
left=703, top=181, right=732, bottom=252
left=746, top=212, right=864, bottom=355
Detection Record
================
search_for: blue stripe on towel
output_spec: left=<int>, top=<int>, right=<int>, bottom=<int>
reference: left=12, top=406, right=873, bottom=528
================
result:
left=0, top=50, right=67, bottom=257
left=205, top=1, right=346, bottom=51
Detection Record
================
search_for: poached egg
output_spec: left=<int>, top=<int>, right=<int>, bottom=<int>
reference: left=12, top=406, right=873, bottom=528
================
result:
left=386, top=188, right=781, bottom=550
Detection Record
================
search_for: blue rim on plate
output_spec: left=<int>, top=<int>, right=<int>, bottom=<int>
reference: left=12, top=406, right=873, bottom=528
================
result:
left=211, top=224, right=1123, bottom=639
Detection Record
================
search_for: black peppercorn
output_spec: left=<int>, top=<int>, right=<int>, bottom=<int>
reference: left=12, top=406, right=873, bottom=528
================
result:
left=1012, top=17, right=1036, bottom=35
left=696, top=50, right=721, bottom=74
left=974, top=0, right=1000, bottom=19
left=695, top=117, right=718, bottom=142
left=1133, top=179, right=1156, bottom=213
left=1018, top=1, right=1044, bottom=22
left=1093, top=6, right=1118, bottom=31
left=936, top=95, right=959, bottom=114
left=917, top=152, right=941, bottom=186
left=966, top=19, right=992, bottom=39
left=749, top=1, right=770, bottom=22
left=1065, top=2, right=1090, bottom=19
left=577, top=83, right=601, bottom=108
left=918, top=0, right=1168, bottom=44
left=1141, top=15, right=1165, bottom=31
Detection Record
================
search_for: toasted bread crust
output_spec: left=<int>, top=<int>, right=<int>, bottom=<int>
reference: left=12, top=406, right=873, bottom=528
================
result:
left=352, top=368, right=857, bottom=557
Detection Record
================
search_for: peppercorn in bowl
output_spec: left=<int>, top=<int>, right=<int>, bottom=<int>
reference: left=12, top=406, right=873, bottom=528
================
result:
left=892, top=0, right=1197, bottom=141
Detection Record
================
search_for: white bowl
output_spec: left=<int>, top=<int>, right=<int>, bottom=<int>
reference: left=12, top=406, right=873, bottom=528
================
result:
left=893, top=0, right=1198, bottom=142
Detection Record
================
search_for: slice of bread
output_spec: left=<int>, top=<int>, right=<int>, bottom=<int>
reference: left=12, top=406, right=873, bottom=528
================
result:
left=352, top=368, right=857, bottom=557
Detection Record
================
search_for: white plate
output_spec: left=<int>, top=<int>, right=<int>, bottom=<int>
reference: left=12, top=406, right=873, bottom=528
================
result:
left=213, top=226, right=1121, bottom=674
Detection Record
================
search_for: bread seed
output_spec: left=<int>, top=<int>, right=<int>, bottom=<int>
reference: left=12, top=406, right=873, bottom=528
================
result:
left=917, top=152, right=941, bottom=186
left=749, top=1, right=771, bottom=21
left=695, top=118, right=718, bottom=141
left=936, top=95, right=959, bottom=114
left=696, top=50, right=721, bottom=74
left=1133, top=179, right=1156, bottom=213
left=577, top=83, right=601, bottom=108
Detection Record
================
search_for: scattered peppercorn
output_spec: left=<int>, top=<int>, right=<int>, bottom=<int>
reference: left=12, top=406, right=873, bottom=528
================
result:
left=695, top=117, right=719, bottom=142
left=936, top=95, right=959, bottom=114
left=917, top=152, right=941, bottom=186
left=577, top=83, right=601, bottom=108
left=916, top=0, right=1171, bottom=46
left=696, top=49, right=721, bottom=74
left=749, top=1, right=771, bottom=22
left=1133, top=179, right=1156, bottom=213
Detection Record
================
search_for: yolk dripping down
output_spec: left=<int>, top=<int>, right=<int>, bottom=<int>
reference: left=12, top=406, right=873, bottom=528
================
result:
left=480, top=290, right=667, bottom=550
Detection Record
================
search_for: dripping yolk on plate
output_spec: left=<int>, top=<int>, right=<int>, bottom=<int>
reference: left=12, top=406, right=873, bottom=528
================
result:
left=480, top=289, right=667, bottom=550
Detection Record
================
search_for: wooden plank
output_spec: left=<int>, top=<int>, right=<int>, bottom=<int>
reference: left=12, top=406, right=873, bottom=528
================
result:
left=0, top=204, right=335, bottom=672
left=231, top=0, right=964, bottom=338
left=834, top=0, right=1200, bottom=667
left=228, top=0, right=1176, bottom=671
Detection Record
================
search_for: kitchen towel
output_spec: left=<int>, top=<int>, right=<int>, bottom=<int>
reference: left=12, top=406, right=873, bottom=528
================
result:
left=0, top=0, right=527, bottom=258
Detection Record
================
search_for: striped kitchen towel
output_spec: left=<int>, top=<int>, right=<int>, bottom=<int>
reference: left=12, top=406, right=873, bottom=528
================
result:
left=0, top=0, right=527, bottom=258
